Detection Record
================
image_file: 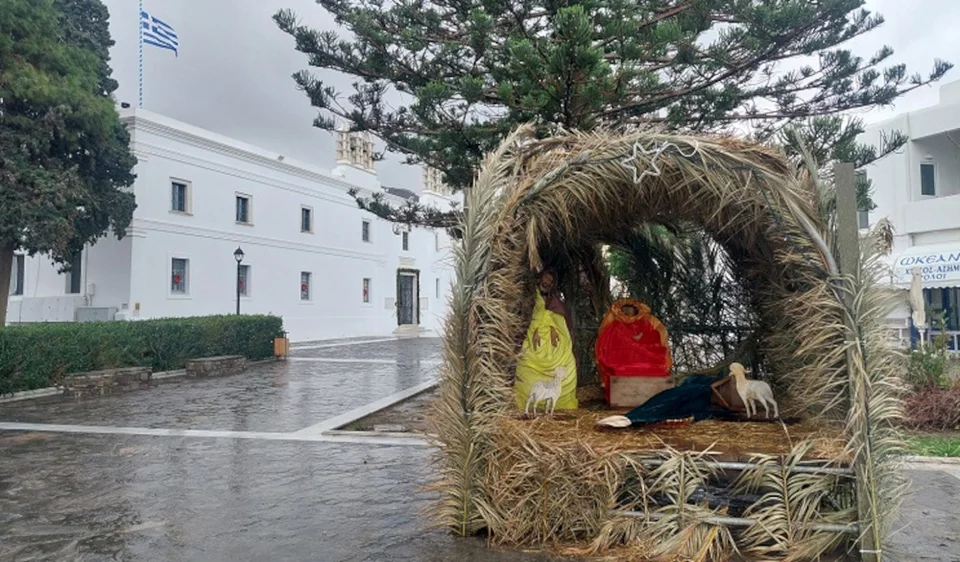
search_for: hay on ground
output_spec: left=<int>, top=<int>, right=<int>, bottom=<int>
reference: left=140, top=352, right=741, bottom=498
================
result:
left=497, top=411, right=849, bottom=462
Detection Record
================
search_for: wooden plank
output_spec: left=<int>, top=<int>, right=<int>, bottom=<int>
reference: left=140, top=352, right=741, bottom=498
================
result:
left=835, top=161, right=881, bottom=562
left=835, top=162, right=859, bottom=283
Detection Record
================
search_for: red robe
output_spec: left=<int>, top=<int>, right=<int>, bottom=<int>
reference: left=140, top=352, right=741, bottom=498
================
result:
left=595, top=300, right=672, bottom=401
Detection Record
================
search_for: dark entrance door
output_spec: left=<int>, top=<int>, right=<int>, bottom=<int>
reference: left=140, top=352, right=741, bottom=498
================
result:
left=397, top=271, right=419, bottom=326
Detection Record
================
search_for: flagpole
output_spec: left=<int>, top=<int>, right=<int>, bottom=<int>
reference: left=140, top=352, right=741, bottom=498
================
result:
left=138, top=0, right=144, bottom=109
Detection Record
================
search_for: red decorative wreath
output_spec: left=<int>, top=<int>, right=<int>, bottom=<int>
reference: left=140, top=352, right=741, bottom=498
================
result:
left=172, top=274, right=182, bottom=285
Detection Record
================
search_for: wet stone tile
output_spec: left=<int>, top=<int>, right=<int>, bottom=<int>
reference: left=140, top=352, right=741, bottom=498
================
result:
left=0, top=343, right=440, bottom=433
left=0, top=434, right=563, bottom=562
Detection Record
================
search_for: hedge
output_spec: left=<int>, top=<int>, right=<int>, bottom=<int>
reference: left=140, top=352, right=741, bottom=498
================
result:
left=0, top=315, right=284, bottom=395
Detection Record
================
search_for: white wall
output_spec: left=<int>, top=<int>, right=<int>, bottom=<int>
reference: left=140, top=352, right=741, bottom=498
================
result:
left=861, top=97, right=960, bottom=249
left=6, top=252, right=83, bottom=324
left=116, top=111, right=457, bottom=341
left=5, top=112, right=459, bottom=340
left=912, top=136, right=960, bottom=198
left=85, top=236, right=133, bottom=310
left=860, top=114, right=910, bottom=241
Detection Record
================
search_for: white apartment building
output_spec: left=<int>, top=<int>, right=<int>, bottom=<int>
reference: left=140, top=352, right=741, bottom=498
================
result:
left=860, top=81, right=960, bottom=350
left=5, top=110, right=460, bottom=342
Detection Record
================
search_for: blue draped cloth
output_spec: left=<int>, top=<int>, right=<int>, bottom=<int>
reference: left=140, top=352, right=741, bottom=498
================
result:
left=623, top=374, right=725, bottom=425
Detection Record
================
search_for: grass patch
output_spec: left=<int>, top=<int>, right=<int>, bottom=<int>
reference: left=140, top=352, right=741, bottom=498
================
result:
left=906, top=433, right=960, bottom=458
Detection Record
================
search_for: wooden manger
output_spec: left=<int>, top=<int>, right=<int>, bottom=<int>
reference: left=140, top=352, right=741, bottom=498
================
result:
left=431, top=128, right=906, bottom=561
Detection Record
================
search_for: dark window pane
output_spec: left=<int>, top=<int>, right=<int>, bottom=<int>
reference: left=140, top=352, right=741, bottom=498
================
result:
left=302, top=208, right=311, bottom=232
left=950, top=288, right=960, bottom=331
left=238, top=265, right=249, bottom=296
left=11, top=255, right=24, bottom=296
left=236, top=197, right=249, bottom=223
left=67, top=252, right=82, bottom=294
left=172, top=258, right=187, bottom=293
left=172, top=182, right=187, bottom=211
left=300, top=272, right=310, bottom=300
left=920, top=163, right=936, bottom=196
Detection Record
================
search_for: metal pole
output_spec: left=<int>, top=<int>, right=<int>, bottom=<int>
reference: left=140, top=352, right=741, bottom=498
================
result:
left=617, top=510, right=859, bottom=534
left=236, top=261, right=241, bottom=315
left=138, top=0, right=144, bottom=109
left=634, top=457, right=854, bottom=476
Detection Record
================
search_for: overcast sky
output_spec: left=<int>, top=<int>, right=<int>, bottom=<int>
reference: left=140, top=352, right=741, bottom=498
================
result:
left=105, top=0, right=960, bottom=192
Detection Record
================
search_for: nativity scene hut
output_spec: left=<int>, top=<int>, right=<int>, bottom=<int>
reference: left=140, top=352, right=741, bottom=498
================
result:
left=431, top=126, right=904, bottom=562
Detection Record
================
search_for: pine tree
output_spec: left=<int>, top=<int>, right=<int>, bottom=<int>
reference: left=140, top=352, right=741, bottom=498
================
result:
left=276, top=0, right=950, bottom=198
left=277, top=0, right=950, bottom=378
left=0, top=0, right=137, bottom=321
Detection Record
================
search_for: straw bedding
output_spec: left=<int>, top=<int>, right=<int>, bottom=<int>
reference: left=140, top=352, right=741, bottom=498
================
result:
left=498, top=411, right=849, bottom=462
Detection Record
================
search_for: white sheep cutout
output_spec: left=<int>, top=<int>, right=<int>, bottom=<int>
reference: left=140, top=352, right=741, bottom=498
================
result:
left=525, top=366, right=566, bottom=416
left=729, top=362, right=779, bottom=419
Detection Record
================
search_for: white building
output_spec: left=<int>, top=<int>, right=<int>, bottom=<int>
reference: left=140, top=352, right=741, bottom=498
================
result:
left=860, top=81, right=960, bottom=350
left=5, top=110, right=460, bottom=342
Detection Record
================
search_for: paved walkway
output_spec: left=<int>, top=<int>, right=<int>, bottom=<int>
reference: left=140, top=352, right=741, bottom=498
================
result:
left=0, top=337, right=957, bottom=561
left=888, top=462, right=960, bottom=562
left=0, top=338, right=561, bottom=562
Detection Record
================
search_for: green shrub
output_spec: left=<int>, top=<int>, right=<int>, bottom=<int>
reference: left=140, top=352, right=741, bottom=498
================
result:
left=905, top=314, right=950, bottom=391
left=0, top=315, right=284, bottom=395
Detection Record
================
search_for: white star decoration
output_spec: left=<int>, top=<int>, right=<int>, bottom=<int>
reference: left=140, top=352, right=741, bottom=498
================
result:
left=620, top=140, right=700, bottom=184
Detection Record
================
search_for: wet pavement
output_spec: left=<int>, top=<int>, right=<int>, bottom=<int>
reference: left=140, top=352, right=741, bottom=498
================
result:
left=888, top=466, right=960, bottom=562
left=0, top=337, right=957, bottom=561
left=0, top=337, right=563, bottom=562
left=0, top=340, right=441, bottom=433
left=0, top=433, right=563, bottom=562
left=291, top=338, right=444, bottom=363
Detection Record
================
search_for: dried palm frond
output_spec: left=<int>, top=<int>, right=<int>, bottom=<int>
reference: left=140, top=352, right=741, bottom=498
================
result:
left=428, top=125, right=535, bottom=536
left=735, top=441, right=855, bottom=560
left=793, top=138, right=907, bottom=561
left=870, top=218, right=895, bottom=256
left=431, top=125, right=900, bottom=557
left=642, top=446, right=738, bottom=562
left=838, top=237, right=909, bottom=560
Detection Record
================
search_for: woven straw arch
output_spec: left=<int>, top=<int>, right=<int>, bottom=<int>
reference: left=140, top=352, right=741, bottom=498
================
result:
left=458, top=128, right=846, bottom=415
left=434, top=127, right=902, bottom=556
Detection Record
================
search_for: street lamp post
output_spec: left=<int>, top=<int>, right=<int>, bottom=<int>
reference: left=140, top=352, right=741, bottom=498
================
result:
left=234, top=246, right=245, bottom=315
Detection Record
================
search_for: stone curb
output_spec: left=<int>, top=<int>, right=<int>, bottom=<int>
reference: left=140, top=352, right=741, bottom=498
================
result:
left=901, top=455, right=960, bottom=465
left=323, top=429, right=427, bottom=439
left=0, top=358, right=278, bottom=405
left=0, top=387, right=63, bottom=404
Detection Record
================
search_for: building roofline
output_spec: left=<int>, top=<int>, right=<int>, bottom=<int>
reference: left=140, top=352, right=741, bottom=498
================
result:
left=120, top=109, right=401, bottom=202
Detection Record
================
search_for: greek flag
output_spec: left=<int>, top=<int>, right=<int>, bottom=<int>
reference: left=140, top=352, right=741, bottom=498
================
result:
left=141, top=11, right=178, bottom=57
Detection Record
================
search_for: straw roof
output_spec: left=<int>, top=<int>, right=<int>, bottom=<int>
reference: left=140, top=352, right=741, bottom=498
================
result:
left=431, top=126, right=905, bottom=558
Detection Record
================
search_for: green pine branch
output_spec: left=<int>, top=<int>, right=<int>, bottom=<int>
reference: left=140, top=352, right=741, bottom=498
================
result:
left=277, top=0, right=951, bottom=196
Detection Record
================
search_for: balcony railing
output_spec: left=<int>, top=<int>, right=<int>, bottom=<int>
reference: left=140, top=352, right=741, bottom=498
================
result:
left=889, top=327, right=960, bottom=353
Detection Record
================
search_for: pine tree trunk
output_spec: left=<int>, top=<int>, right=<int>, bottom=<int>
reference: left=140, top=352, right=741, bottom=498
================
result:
left=0, top=243, right=14, bottom=326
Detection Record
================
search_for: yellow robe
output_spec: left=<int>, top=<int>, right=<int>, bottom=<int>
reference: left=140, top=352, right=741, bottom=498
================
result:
left=514, top=292, right=579, bottom=410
